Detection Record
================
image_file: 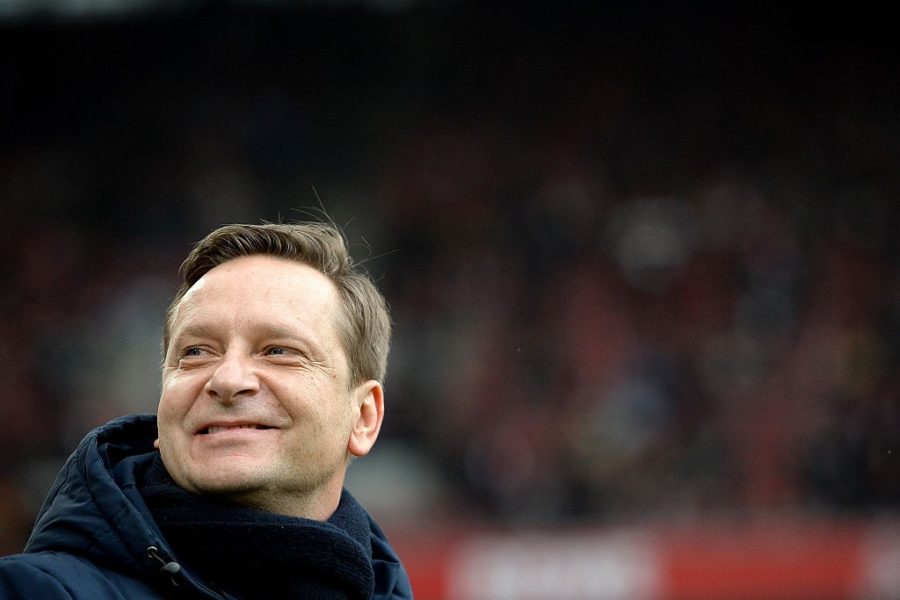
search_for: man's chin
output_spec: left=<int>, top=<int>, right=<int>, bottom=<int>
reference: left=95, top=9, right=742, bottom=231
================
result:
left=178, top=464, right=272, bottom=498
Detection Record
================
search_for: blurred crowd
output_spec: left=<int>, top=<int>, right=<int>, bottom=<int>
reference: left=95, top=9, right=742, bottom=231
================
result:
left=1, top=3, right=898, bottom=552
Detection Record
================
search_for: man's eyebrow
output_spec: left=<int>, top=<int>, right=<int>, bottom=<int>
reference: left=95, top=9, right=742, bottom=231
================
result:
left=174, top=322, right=309, bottom=343
left=170, top=322, right=218, bottom=342
left=256, top=323, right=328, bottom=358
left=255, top=324, right=302, bottom=339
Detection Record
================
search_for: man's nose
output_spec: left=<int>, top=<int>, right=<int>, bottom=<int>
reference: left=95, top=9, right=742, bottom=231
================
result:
left=204, top=350, right=259, bottom=402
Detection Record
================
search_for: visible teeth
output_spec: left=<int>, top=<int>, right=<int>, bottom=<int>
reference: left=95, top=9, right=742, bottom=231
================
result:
left=206, top=425, right=262, bottom=434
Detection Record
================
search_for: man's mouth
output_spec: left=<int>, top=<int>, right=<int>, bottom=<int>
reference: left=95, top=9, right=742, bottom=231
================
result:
left=200, top=424, right=274, bottom=435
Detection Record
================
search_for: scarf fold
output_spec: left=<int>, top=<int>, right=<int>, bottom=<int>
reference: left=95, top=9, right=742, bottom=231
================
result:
left=138, top=455, right=374, bottom=600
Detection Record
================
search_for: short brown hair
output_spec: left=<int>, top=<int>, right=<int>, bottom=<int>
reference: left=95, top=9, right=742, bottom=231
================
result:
left=163, top=222, right=391, bottom=385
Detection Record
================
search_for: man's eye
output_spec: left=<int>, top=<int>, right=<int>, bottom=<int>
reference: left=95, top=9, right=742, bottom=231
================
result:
left=265, top=346, right=303, bottom=359
left=182, top=347, right=205, bottom=357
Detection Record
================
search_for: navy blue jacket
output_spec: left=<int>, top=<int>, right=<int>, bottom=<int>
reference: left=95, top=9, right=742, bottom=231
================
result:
left=0, top=415, right=413, bottom=599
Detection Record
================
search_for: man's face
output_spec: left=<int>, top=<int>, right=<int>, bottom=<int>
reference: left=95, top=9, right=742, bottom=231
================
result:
left=157, top=254, right=379, bottom=517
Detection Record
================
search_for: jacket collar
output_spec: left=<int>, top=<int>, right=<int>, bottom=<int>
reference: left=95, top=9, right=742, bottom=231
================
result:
left=26, top=414, right=413, bottom=599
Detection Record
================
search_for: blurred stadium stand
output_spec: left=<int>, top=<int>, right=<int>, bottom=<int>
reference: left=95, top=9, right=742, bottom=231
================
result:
left=1, top=1, right=898, bottom=597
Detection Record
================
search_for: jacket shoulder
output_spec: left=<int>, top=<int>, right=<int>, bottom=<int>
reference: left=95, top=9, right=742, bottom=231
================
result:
left=367, top=517, right=414, bottom=599
left=0, top=552, right=160, bottom=600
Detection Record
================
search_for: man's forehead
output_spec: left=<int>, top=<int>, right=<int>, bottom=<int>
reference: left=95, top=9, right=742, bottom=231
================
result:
left=187, top=255, right=337, bottom=298
left=170, top=255, right=343, bottom=335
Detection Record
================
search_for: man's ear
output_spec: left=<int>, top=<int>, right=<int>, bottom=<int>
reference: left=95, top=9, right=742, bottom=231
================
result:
left=348, top=380, right=384, bottom=458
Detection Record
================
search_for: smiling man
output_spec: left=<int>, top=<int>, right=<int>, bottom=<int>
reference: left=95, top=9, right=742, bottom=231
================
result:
left=0, top=223, right=413, bottom=599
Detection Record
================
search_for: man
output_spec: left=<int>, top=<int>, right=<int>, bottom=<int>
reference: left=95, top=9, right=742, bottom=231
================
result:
left=0, top=222, right=413, bottom=599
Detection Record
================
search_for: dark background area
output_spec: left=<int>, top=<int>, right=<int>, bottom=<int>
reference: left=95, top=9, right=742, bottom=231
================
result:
left=1, top=0, right=898, bottom=554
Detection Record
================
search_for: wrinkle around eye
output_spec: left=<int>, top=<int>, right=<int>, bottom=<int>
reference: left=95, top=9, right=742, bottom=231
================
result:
left=261, top=345, right=309, bottom=365
left=174, top=345, right=218, bottom=367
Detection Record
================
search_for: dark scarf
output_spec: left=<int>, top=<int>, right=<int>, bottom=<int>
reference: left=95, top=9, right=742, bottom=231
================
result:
left=138, top=455, right=375, bottom=600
